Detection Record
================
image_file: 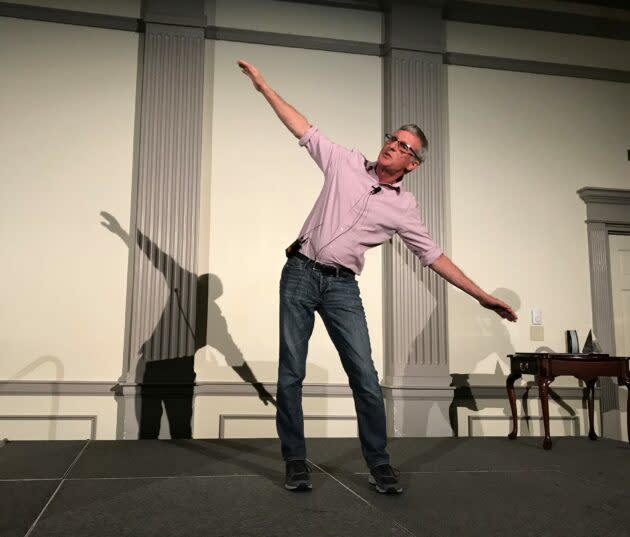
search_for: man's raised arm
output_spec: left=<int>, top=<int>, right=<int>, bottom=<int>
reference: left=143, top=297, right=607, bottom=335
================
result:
left=238, top=59, right=310, bottom=139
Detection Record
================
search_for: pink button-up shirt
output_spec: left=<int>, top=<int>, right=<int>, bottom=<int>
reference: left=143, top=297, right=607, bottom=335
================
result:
left=296, top=127, right=443, bottom=275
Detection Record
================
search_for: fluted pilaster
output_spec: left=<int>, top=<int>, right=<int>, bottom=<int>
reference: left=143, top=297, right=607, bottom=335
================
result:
left=383, top=50, right=449, bottom=385
left=381, top=3, right=452, bottom=436
left=127, top=23, right=205, bottom=378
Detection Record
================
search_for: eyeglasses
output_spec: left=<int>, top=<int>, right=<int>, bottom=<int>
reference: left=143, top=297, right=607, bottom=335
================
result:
left=384, top=134, right=421, bottom=162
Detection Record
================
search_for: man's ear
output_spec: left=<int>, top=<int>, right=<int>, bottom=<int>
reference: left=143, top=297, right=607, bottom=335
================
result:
left=405, top=160, right=419, bottom=173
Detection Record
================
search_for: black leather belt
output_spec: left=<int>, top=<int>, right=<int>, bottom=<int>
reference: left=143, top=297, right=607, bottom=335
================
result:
left=292, top=252, right=355, bottom=278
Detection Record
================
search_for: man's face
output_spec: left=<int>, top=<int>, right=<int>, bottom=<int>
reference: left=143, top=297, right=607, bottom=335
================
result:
left=376, top=129, right=422, bottom=175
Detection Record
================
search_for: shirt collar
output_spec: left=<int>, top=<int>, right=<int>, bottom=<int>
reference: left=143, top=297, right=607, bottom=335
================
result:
left=364, top=159, right=403, bottom=193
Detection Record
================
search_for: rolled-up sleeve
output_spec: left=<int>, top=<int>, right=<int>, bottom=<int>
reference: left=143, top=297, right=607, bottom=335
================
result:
left=397, top=202, right=443, bottom=266
left=299, top=126, right=351, bottom=175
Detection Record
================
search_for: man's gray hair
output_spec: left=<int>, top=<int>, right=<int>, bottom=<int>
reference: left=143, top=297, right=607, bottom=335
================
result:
left=398, top=124, right=428, bottom=163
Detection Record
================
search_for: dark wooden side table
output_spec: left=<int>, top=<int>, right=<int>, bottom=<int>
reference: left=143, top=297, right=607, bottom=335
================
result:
left=506, top=353, right=630, bottom=450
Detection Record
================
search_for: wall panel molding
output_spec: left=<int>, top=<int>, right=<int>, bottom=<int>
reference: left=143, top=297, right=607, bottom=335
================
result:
left=1, top=380, right=591, bottom=399
left=445, top=53, right=630, bottom=84
left=467, top=415, right=581, bottom=437
left=0, top=380, right=355, bottom=396
left=0, top=2, right=140, bottom=31
left=3, top=3, right=630, bottom=83
left=0, top=415, right=97, bottom=439
left=218, top=414, right=357, bottom=439
left=444, top=1, right=630, bottom=41
left=205, top=26, right=381, bottom=55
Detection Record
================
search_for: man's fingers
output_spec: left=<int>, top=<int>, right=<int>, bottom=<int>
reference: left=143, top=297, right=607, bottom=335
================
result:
left=503, top=308, right=517, bottom=322
left=240, top=66, right=254, bottom=78
left=490, top=300, right=517, bottom=321
left=237, top=59, right=255, bottom=74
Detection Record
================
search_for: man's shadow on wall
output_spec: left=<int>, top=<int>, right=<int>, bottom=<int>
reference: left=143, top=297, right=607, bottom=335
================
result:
left=101, top=211, right=274, bottom=439
left=448, top=287, right=519, bottom=436
left=448, top=288, right=575, bottom=436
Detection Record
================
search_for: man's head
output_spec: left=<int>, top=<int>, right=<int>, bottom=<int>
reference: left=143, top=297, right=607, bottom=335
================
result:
left=376, top=124, right=428, bottom=176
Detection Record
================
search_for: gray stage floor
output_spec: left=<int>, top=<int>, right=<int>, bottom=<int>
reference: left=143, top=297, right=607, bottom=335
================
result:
left=2, top=436, right=629, bottom=537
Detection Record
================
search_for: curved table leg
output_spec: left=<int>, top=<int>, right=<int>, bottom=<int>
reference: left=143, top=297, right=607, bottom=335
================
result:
left=586, top=378, right=598, bottom=441
left=506, top=372, right=522, bottom=440
left=538, top=375, right=554, bottom=450
left=620, top=377, right=630, bottom=445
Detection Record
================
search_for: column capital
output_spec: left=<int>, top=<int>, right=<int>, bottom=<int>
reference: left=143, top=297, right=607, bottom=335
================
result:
left=384, top=1, right=445, bottom=55
left=142, top=0, right=208, bottom=28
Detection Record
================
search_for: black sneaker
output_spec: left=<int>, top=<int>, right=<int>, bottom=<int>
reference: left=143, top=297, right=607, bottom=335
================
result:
left=368, top=464, right=402, bottom=494
left=285, top=460, right=312, bottom=491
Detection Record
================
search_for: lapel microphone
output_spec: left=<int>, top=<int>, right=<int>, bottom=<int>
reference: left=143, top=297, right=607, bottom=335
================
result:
left=371, top=185, right=382, bottom=194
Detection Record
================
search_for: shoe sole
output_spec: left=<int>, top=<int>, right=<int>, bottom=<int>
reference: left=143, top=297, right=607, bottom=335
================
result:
left=368, top=475, right=403, bottom=494
left=285, top=482, right=313, bottom=491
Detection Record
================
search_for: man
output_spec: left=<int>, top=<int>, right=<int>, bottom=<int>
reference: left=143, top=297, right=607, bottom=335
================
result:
left=238, top=59, right=517, bottom=494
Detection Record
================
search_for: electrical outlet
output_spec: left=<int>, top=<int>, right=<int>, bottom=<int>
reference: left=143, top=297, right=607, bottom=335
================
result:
left=531, top=308, right=543, bottom=326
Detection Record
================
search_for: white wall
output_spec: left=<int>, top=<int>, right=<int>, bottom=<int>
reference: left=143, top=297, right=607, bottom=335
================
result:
left=0, top=17, right=138, bottom=437
left=194, top=394, right=358, bottom=439
left=446, top=25, right=630, bottom=384
left=2, top=7, right=629, bottom=440
left=195, top=5, right=384, bottom=439
left=447, top=21, right=630, bottom=71
left=197, top=40, right=383, bottom=390
left=0, top=2, right=384, bottom=441
left=0, top=17, right=138, bottom=381
left=0, top=395, right=118, bottom=440
left=211, top=0, right=383, bottom=43
left=458, top=397, right=597, bottom=438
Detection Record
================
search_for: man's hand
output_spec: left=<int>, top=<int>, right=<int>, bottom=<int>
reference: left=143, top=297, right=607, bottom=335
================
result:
left=253, top=382, right=277, bottom=407
left=100, top=211, right=124, bottom=237
left=238, top=59, right=266, bottom=92
left=100, top=211, right=132, bottom=247
left=430, top=255, right=518, bottom=322
left=236, top=58, right=310, bottom=139
left=479, top=294, right=518, bottom=322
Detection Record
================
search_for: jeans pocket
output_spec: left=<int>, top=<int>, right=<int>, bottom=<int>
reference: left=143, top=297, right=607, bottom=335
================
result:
left=282, top=257, right=303, bottom=279
left=286, top=255, right=303, bottom=268
left=281, top=258, right=307, bottom=293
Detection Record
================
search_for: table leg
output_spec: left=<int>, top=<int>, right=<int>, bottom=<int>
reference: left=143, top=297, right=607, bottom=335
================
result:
left=506, top=372, right=522, bottom=440
left=621, top=377, right=630, bottom=445
left=586, top=379, right=598, bottom=440
left=538, top=375, right=553, bottom=450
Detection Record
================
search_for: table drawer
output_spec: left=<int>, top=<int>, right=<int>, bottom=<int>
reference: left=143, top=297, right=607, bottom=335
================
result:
left=549, top=360, right=624, bottom=377
left=510, top=357, right=539, bottom=375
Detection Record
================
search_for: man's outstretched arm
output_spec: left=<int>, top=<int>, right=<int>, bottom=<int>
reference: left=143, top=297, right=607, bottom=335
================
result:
left=238, top=59, right=310, bottom=139
left=429, top=254, right=518, bottom=322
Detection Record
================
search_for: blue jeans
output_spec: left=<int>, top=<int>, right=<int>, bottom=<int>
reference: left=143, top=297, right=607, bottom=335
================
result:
left=276, top=255, right=390, bottom=469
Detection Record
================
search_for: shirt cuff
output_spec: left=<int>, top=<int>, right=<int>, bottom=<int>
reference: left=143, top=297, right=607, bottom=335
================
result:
left=298, top=125, right=317, bottom=147
left=420, top=246, right=443, bottom=267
